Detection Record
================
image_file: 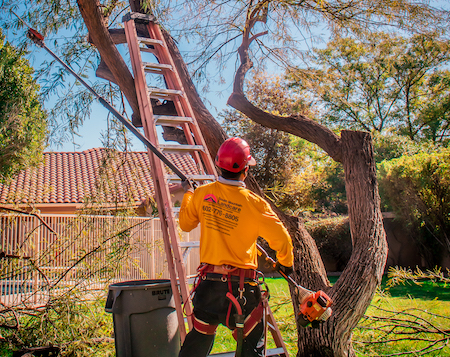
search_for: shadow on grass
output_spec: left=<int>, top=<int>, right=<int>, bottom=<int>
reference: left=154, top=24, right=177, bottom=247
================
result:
left=328, top=275, right=450, bottom=301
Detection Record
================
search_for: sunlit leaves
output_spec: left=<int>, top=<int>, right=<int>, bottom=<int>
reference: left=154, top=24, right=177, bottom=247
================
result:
left=289, top=31, right=450, bottom=143
left=0, top=30, right=47, bottom=181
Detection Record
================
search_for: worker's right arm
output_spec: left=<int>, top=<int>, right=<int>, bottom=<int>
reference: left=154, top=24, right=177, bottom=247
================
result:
left=257, top=199, right=294, bottom=268
left=179, top=191, right=200, bottom=232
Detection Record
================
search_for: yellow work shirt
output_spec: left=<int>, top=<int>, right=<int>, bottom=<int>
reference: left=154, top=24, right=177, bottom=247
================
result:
left=179, top=180, right=293, bottom=269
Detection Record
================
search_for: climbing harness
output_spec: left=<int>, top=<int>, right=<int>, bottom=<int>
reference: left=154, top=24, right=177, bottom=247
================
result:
left=191, top=263, right=270, bottom=356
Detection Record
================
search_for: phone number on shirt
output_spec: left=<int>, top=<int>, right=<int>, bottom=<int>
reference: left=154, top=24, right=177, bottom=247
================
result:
left=203, top=206, right=239, bottom=222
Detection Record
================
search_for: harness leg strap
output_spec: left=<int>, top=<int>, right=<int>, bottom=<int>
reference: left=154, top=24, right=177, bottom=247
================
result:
left=232, top=291, right=269, bottom=340
left=193, top=316, right=219, bottom=335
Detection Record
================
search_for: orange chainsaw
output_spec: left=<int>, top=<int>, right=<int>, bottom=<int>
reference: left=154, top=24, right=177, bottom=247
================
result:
left=257, top=243, right=333, bottom=327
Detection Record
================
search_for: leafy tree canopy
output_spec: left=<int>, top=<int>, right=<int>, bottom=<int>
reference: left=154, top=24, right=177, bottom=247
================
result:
left=220, top=72, right=347, bottom=214
left=0, top=29, right=47, bottom=181
left=220, top=72, right=310, bottom=188
left=288, top=31, right=450, bottom=143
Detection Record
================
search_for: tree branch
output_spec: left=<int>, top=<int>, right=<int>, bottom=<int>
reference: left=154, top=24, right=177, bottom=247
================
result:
left=77, top=0, right=140, bottom=120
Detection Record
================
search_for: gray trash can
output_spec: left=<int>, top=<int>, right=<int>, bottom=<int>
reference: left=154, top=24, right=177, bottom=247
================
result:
left=105, top=279, right=180, bottom=357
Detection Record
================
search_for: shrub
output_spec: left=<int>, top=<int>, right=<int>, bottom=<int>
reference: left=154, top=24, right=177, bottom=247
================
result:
left=378, top=148, right=450, bottom=267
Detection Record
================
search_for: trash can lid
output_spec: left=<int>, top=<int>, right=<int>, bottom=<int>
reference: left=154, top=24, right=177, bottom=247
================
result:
left=108, top=279, right=171, bottom=291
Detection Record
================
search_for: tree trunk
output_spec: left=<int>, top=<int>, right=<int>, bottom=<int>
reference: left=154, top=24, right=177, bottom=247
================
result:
left=79, top=1, right=388, bottom=355
left=229, top=91, right=388, bottom=357
left=292, top=131, right=388, bottom=356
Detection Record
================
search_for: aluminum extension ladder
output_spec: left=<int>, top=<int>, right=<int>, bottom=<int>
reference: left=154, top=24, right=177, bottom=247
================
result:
left=122, top=12, right=288, bottom=356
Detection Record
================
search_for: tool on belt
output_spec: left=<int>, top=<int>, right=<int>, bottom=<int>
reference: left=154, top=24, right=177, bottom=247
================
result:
left=257, top=243, right=333, bottom=327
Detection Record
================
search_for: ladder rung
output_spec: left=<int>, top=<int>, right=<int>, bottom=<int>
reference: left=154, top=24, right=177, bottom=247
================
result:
left=154, top=115, right=193, bottom=125
left=166, top=174, right=215, bottom=181
left=160, top=144, right=204, bottom=152
left=123, top=12, right=157, bottom=24
left=179, top=241, right=200, bottom=248
left=137, top=37, right=164, bottom=47
left=149, top=88, right=184, bottom=99
left=143, top=62, right=173, bottom=73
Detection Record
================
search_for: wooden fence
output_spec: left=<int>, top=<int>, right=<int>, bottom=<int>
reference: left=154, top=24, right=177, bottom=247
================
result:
left=0, top=213, right=200, bottom=307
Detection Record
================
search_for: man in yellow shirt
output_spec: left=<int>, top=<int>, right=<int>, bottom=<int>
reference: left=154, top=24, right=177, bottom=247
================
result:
left=178, top=137, right=294, bottom=357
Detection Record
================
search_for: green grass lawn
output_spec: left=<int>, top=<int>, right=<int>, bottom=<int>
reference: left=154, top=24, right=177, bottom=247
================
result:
left=355, top=278, right=450, bottom=356
left=210, top=276, right=450, bottom=356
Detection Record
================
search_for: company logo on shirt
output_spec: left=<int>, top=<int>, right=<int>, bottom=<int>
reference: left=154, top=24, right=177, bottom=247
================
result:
left=203, top=194, right=217, bottom=203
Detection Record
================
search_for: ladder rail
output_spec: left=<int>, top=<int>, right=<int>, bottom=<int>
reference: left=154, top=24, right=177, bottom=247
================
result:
left=124, top=18, right=193, bottom=338
left=149, top=22, right=217, bottom=176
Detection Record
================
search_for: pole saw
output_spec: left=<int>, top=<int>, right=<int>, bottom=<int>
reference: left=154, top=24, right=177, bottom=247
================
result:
left=257, top=243, right=333, bottom=327
left=12, top=11, right=191, bottom=183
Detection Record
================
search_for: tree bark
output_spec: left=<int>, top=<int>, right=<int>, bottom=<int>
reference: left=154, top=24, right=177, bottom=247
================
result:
left=291, top=131, right=388, bottom=356
left=77, top=0, right=140, bottom=118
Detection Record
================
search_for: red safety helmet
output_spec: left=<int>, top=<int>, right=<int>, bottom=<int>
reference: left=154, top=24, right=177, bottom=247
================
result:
left=215, top=137, right=256, bottom=173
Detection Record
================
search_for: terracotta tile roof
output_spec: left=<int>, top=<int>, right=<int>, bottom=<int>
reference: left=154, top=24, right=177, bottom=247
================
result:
left=0, top=148, right=199, bottom=205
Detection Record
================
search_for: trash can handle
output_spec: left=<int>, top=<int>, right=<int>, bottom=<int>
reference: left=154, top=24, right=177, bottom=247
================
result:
left=105, top=289, right=122, bottom=313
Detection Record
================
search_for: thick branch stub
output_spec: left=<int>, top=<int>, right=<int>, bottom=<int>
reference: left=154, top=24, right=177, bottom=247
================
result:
left=227, top=93, right=342, bottom=162
left=77, top=0, right=140, bottom=119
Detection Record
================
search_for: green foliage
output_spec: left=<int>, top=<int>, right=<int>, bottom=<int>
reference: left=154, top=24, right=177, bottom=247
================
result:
left=0, top=294, right=114, bottom=356
left=372, top=130, right=437, bottom=163
left=220, top=72, right=312, bottom=207
left=289, top=32, right=450, bottom=143
left=221, top=72, right=350, bottom=214
left=0, top=29, right=47, bottom=181
left=290, top=132, right=443, bottom=215
left=222, top=110, right=299, bottom=190
left=307, top=160, right=347, bottom=214
left=378, top=148, right=450, bottom=266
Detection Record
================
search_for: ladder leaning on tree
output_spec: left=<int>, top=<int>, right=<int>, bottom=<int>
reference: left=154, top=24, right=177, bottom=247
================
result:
left=122, top=12, right=289, bottom=356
